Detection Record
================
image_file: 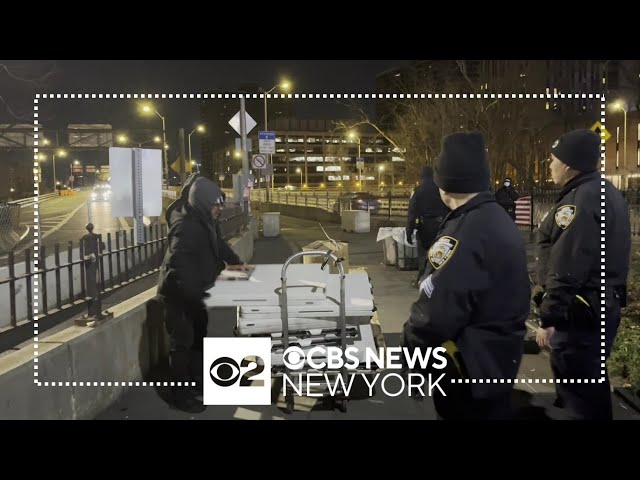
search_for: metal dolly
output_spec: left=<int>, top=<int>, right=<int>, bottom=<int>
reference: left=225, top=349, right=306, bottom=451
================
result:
left=277, top=249, right=352, bottom=414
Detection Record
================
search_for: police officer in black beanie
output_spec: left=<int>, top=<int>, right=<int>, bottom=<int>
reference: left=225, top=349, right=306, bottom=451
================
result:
left=401, top=131, right=530, bottom=420
left=533, top=129, right=630, bottom=420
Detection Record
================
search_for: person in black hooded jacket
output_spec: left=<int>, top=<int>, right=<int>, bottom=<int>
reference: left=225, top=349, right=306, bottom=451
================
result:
left=157, top=176, right=248, bottom=412
left=406, top=166, right=450, bottom=288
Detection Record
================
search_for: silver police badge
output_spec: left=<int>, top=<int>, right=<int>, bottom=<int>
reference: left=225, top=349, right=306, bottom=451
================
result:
left=555, top=205, right=576, bottom=229
left=428, top=236, right=458, bottom=270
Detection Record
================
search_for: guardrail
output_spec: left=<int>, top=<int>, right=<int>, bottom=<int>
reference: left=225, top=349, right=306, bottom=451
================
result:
left=7, top=192, right=58, bottom=207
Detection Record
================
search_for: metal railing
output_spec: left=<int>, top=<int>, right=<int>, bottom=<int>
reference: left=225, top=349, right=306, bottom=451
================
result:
left=0, top=204, right=249, bottom=340
left=253, top=187, right=640, bottom=235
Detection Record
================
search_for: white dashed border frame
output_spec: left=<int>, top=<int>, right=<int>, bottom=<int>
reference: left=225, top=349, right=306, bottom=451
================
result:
left=32, top=92, right=606, bottom=387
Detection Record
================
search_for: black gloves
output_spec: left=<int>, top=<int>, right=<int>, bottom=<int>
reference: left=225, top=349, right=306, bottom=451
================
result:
left=406, top=228, right=414, bottom=245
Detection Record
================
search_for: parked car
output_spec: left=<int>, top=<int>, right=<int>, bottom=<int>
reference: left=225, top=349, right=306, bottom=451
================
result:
left=332, top=192, right=382, bottom=213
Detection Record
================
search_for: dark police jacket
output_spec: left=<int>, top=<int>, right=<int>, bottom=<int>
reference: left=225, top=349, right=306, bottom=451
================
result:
left=535, top=171, right=630, bottom=329
left=157, top=204, right=241, bottom=305
left=402, top=192, right=530, bottom=398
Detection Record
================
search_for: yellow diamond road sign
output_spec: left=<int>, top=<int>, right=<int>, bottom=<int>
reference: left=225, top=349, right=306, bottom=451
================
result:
left=590, top=121, right=611, bottom=142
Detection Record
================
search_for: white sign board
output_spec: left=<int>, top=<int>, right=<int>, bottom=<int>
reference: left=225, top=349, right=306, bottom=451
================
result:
left=109, top=147, right=162, bottom=217
left=228, top=111, right=257, bottom=135
left=258, top=131, right=276, bottom=154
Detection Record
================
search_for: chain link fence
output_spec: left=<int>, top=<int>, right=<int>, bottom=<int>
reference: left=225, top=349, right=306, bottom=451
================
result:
left=0, top=204, right=28, bottom=255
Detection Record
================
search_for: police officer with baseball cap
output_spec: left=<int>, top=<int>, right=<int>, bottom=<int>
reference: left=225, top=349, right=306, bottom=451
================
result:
left=533, top=129, right=630, bottom=420
left=401, top=131, right=531, bottom=420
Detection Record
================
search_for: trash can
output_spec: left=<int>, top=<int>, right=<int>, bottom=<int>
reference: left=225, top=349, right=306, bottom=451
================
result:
left=262, top=212, right=280, bottom=237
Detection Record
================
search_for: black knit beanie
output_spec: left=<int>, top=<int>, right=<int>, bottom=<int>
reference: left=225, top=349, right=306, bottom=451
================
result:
left=550, top=129, right=600, bottom=173
left=433, top=132, right=490, bottom=193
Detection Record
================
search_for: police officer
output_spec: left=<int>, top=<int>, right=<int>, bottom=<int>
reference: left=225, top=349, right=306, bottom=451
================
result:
left=402, top=132, right=531, bottom=420
left=533, top=129, right=630, bottom=420
left=495, top=178, right=520, bottom=221
left=406, top=166, right=450, bottom=288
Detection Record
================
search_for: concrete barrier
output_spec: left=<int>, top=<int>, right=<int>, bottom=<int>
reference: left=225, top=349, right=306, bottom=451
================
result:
left=0, top=227, right=253, bottom=419
left=257, top=202, right=340, bottom=225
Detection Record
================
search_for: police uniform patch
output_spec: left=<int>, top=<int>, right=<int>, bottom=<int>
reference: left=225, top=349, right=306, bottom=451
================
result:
left=428, top=236, right=458, bottom=270
left=554, top=205, right=576, bottom=229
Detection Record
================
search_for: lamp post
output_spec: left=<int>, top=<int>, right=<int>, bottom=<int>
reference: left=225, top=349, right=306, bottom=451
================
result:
left=188, top=125, right=205, bottom=173
left=142, top=105, right=167, bottom=182
left=69, top=159, right=80, bottom=188
left=378, top=164, right=384, bottom=188
left=296, top=167, right=302, bottom=188
left=52, top=149, right=66, bottom=191
left=263, top=80, right=291, bottom=200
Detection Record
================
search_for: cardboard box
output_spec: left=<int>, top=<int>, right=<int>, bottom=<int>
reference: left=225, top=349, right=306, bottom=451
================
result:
left=302, top=240, right=349, bottom=274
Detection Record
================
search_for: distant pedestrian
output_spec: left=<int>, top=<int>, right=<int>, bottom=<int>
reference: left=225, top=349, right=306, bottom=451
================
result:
left=494, top=178, right=520, bottom=221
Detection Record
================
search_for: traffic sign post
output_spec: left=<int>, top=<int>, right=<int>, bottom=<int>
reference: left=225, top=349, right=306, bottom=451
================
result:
left=259, top=131, right=276, bottom=202
left=258, top=131, right=276, bottom=154
left=591, top=121, right=612, bottom=142
left=229, top=102, right=256, bottom=213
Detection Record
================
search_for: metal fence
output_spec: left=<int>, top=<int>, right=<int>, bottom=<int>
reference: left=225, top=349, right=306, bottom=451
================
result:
left=0, top=203, right=248, bottom=337
left=253, top=187, right=640, bottom=236
left=531, top=188, right=640, bottom=235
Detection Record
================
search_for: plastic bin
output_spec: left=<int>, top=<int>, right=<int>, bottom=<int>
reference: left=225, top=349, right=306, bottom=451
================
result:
left=262, top=212, right=280, bottom=237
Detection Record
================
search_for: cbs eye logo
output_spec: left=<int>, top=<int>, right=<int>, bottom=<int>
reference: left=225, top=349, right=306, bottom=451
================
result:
left=209, top=356, right=266, bottom=387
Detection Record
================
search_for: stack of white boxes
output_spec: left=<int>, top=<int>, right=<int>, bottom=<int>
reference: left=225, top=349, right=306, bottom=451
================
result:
left=204, top=264, right=377, bottom=368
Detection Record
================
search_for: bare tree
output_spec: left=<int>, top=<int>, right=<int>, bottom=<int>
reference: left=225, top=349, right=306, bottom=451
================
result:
left=0, top=61, right=58, bottom=121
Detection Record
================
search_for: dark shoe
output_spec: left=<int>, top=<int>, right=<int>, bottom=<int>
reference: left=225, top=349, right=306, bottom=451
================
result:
left=170, top=388, right=206, bottom=414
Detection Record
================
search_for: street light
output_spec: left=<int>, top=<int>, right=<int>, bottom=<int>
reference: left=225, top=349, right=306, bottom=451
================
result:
left=296, top=167, right=302, bottom=188
left=69, top=159, right=80, bottom=187
left=612, top=100, right=628, bottom=170
left=142, top=104, right=167, bottom=182
left=264, top=79, right=291, bottom=199
left=51, top=149, right=66, bottom=190
left=188, top=124, right=205, bottom=173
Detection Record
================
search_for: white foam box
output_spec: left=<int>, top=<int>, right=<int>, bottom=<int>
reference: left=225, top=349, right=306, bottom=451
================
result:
left=238, top=271, right=374, bottom=317
left=204, top=264, right=328, bottom=308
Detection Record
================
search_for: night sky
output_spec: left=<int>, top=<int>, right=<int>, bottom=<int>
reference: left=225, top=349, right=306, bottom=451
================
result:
left=1, top=59, right=412, bottom=167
